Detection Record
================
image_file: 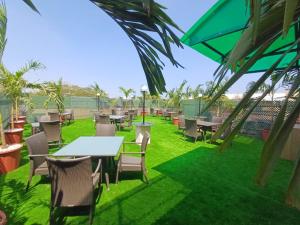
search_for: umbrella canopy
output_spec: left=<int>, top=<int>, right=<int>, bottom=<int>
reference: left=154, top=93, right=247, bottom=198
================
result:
left=181, top=0, right=300, bottom=73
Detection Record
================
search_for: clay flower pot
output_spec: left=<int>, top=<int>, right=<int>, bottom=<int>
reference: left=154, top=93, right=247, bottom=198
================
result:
left=9, top=120, right=26, bottom=129
left=14, top=115, right=26, bottom=123
left=140, top=111, right=148, bottom=116
left=261, top=129, right=270, bottom=141
left=173, top=117, right=179, bottom=125
left=0, top=210, right=7, bottom=225
left=4, top=128, right=24, bottom=145
left=0, top=143, right=23, bottom=174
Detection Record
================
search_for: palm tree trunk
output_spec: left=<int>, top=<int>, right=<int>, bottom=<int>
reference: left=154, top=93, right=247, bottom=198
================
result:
left=10, top=105, right=14, bottom=129
left=0, top=113, right=6, bottom=146
left=15, top=98, right=19, bottom=121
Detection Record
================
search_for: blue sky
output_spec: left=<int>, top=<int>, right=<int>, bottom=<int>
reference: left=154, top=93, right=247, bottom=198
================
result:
left=4, top=0, right=260, bottom=97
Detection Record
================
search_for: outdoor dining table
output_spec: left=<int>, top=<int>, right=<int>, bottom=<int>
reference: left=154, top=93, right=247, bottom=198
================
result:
left=109, top=115, right=126, bottom=130
left=53, top=136, right=124, bottom=191
left=196, top=120, right=221, bottom=142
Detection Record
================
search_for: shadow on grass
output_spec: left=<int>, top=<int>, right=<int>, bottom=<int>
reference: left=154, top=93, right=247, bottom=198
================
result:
left=0, top=175, right=35, bottom=225
left=152, top=146, right=300, bottom=225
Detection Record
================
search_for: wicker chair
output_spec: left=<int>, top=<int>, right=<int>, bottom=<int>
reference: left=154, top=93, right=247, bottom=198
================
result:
left=211, top=116, right=223, bottom=133
left=94, top=114, right=110, bottom=126
left=46, top=156, right=102, bottom=225
left=96, top=124, right=116, bottom=136
left=184, top=119, right=204, bottom=142
left=120, top=114, right=133, bottom=130
left=178, top=115, right=186, bottom=135
left=25, top=132, right=50, bottom=189
left=63, top=109, right=75, bottom=124
left=40, top=120, right=62, bottom=146
left=115, top=132, right=150, bottom=183
left=48, top=112, right=60, bottom=121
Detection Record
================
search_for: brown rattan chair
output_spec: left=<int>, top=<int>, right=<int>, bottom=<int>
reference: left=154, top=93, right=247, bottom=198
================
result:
left=95, top=124, right=116, bottom=136
left=46, top=156, right=102, bottom=225
left=64, top=109, right=75, bottom=124
left=211, top=116, right=223, bottom=133
left=40, top=120, right=62, bottom=146
left=48, top=112, right=60, bottom=121
left=178, top=115, right=186, bottom=132
left=25, top=132, right=50, bottom=189
left=120, top=114, right=133, bottom=130
left=115, top=132, right=150, bottom=184
left=94, top=114, right=110, bottom=126
left=184, top=119, right=204, bottom=142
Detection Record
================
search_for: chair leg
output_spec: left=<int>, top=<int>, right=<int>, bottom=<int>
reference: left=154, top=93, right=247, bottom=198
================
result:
left=26, top=171, right=33, bottom=190
left=115, top=163, right=120, bottom=184
left=143, top=167, right=149, bottom=184
left=105, top=172, right=110, bottom=191
left=49, top=206, right=54, bottom=225
left=89, top=205, right=93, bottom=225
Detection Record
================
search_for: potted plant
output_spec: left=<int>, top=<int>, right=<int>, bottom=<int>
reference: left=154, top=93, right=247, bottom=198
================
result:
left=0, top=112, right=23, bottom=174
left=0, top=61, right=43, bottom=143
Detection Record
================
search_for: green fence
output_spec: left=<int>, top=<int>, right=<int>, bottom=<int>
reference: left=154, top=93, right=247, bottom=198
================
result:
left=181, top=99, right=212, bottom=120
left=0, top=95, right=11, bottom=128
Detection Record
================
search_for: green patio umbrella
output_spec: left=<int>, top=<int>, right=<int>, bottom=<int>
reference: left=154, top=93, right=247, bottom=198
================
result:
left=181, top=0, right=300, bottom=73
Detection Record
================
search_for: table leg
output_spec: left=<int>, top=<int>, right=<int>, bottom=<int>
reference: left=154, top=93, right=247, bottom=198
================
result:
left=105, top=172, right=110, bottom=191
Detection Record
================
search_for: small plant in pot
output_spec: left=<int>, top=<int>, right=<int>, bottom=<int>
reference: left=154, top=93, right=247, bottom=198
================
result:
left=0, top=61, right=43, bottom=144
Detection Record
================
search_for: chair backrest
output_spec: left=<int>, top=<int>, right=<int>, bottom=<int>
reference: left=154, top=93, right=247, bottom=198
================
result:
left=127, top=114, right=133, bottom=127
left=150, top=108, right=154, bottom=114
left=95, top=114, right=110, bottom=124
left=185, top=119, right=198, bottom=137
left=40, top=121, right=61, bottom=142
left=178, top=115, right=185, bottom=128
left=212, top=116, right=223, bottom=123
left=96, top=124, right=116, bottom=136
left=48, top=112, right=60, bottom=121
left=64, top=109, right=74, bottom=120
left=39, top=115, right=50, bottom=122
left=141, top=132, right=150, bottom=152
left=26, top=132, right=49, bottom=169
left=46, top=156, right=93, bottom=207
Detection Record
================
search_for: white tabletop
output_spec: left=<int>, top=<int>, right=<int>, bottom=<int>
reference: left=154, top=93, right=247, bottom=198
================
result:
left=53, top=136, right=124, bottom=157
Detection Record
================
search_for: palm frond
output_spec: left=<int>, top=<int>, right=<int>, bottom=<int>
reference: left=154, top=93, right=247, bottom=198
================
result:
left=90, top=0, right=183, bottom=95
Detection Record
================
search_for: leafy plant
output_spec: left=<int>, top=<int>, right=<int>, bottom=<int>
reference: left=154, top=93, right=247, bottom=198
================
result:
left=119, top=87, right=135, bottom=109
left=41, top=78, right=65, bottom=113
left=0, top=61, right=43, bottom=128
left=166, top=80, right=187, bottom=110
left=90, top=82, right=108, bottom=98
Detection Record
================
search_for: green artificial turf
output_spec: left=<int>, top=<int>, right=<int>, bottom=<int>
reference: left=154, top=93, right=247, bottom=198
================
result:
left=1, top=116, right=300, bottom=225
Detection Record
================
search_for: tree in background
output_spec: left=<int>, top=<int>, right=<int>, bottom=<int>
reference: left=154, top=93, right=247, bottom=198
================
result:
left=90, top=82, right=108, bottom=98
left=119, top=87, right=135, bottom=109
left=41, top=78, right=64, bottom=113
left=166, top=80, right=187, bottom=109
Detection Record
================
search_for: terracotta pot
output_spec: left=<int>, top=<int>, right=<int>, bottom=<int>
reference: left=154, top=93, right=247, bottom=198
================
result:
left=14, top=115, right=26, bottom=123
left=0, top=144, right=23, bottom=174
left=4, top=128, right=24, bottom=144
left=140, top=111, right=148, bottom=116
left=173, top=117, right=179, bottom=125
left=0, top=210, right=7, bottom=225
left=9, top=120, right=26, bottom=129
left=261, top=129, right=270, bottom=141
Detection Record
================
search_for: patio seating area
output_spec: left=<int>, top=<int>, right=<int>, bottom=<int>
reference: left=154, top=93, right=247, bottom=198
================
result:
left=1, top=115, right=300, bottom=225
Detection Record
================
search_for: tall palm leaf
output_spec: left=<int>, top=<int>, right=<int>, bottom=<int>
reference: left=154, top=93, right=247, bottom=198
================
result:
left=41, top=78, right=65, bottom=113
left=90, top=82, right=108, bottom=98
